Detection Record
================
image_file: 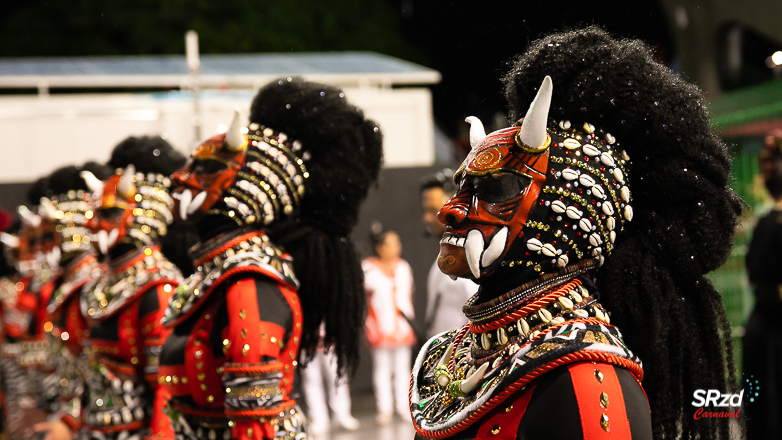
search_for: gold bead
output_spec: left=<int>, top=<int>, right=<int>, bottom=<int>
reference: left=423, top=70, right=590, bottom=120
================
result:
left=270, top=336, right=277, bottom=344
left=200, top=384, right=208, bottom=391
left=198, top=373, right=206, bottom=381
left=594, top=369, right=604, bottom=383
left=243, top=344, right=250, bottom=355
left=600, top=414, right=609, bottom=431
left=246, top=427, right=253, bottom=437
left=600, top=391, right=609, bottom=409
left=491, top=425, right=501, bottom=435
left=239, top=309, right=246, bottom=319
left=182, top=377, right=188, bottom=384
left=207, top=395, right=215, bottom=403
left=241, top=329, right=247, bottom=339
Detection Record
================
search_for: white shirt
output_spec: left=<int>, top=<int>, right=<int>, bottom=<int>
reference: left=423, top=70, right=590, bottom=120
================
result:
left=425, top=260, right=477, bottom=338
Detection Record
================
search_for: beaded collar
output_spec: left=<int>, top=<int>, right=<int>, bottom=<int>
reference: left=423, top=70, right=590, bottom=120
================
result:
left=81, top=246, right=182, bottom=321
left=410, top=261, right=642, bottom=438
left=162, top=227, right=298, bottom=328
left=48, top=251, right=102, bottom=315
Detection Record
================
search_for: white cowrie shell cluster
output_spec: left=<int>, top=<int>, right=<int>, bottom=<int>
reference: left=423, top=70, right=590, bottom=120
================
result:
left=527, top=238, right=543, bottom=252
left=562, top=168, right=579, bottom=180
left=563, top=138, right=581, bottom=149
left=578, top=174, right=595, bottom=187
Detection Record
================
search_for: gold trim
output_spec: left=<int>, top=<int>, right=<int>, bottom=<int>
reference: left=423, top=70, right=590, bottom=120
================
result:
left=514, top=131, right=551, bottom=153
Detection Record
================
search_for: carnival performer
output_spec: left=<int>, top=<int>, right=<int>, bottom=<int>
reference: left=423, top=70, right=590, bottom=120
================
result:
left=410, top=27, right=741, bottom=440
left=159, top=77, right=382, bottom=440
left=0, top=180, right=63, bottom=439
left=744, top=130, right=782, bottom=440
left=26, top=162, right=113, bottom=440
left=77, top=136, right=184, bottom=440
left=419, top=170, right=476, bottom=339
left=363, top=227, right=415, bottom=425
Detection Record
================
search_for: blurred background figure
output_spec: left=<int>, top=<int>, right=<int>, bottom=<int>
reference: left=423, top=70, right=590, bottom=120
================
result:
left=744, top=129, right=782, bottom=440
left=301, top=325, right=360, bottom=436
left=419, top=169, right=477, bottom=339
left=363, top=224, right=415, bottom=426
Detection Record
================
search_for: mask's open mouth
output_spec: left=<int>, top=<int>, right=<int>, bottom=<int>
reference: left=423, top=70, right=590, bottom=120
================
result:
left=172, top=188, right=208, bottom=221
left=438, top=226, right=509, bottom=280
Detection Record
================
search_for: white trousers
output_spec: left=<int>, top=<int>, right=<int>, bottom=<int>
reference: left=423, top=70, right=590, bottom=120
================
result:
left=301, top=350, right=354, bottom=423
left=371, top=345, right=412, bottom=416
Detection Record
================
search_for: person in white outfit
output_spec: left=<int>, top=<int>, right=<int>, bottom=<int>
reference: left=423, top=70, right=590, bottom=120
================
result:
left=363, top=228, right=415, bottom=426
left=420, top=170, right=477, bottom=338
left=301, top=325, right=360, bottom=436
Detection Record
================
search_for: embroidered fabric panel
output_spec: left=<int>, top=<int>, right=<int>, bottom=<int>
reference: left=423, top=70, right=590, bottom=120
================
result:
left=410, top=321, right=642, bottom=438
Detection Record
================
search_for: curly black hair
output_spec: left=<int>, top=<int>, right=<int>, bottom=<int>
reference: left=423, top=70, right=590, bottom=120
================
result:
left=503, top=27, right=742, bottom=440
left=108, top=136, right=198, bottom=275
left=250, top=77, right=383, bottom=375
left=46, top=161, right=113, bottom=195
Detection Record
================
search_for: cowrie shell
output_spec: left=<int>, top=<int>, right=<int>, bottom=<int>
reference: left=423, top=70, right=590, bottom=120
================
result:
left=574, top=309, right=589, bottom=319
left=591, top=185, right=606, bottom=199
left=613, top=168, right=624, bottom=183
left=579, top=218, right=592, bottom=231
left=606, top=217, right=616, bottom=230
left=566, top=206, right=582, bottom=219
left=560, top=120, right=571, bottom=129
left=527, top=238, right=543, bottom=252
left=557, top=254, right=569, bottom=267
left=622, top=150, right=630, bottom=161
left=563, top=138, right=581, bottom=150
left=539, top=309, right=552, bottom=322
left=624, top=205, right=634, bottom=221
left=583, top=122, right=595, bottom=134
left=481, top=333, right=491, bottom=350
left=541, top=243, right=557, bottom=257
left=497, top=328, right=508, bottom=345
left=517, top=318, right=529, bottom=336
left=558, top=296, right=574, bottom=309
left=562, top=168, right=579, bottom=180
left=602, top=202, right=614, bottom=216
left=605, top=133, right=616, bottom=144
left=592, top=247, right=602, bottom=256
left=551, top=200, right=567, bottom=213
left=600, top=153, right=615, bottom=168
left=620, top=186, right=631, bottom=203
left=589, top=233, right=602, bottom=246
left=578, top=174, right=595, bottom=187
left=582, top=144, right=600, bottom=156
left=610, top=231, right=616, bottom=243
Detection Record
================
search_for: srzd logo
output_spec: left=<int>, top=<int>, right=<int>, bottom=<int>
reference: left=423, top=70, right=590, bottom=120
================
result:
left=691, top=390, right=742, bottom=420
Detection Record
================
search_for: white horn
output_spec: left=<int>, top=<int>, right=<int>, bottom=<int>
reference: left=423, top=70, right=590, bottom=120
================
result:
left=117, top=164, right=136, bottom=198
left=465, top=116, right=487, bottom=149
left=39, top=197, right=58, bottom=220
left=518, top=76, right=553, bottom=151
left=18, top=205, right=41, bottom=228
left=80, top=171, right=105, bottom=193
left=459, top=362, right=489, bottom=395
left=225, top=109, right=247, bottom=151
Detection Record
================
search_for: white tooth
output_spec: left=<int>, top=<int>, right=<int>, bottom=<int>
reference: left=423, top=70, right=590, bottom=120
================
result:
left=107, top=229, right=119, bottom=249
left=188, top=191, right=208, bottom=215
left=464, top=230, right=485, bottom=279
left=179, top=189, right=193, bottom=221
left=449, top=236, right=457, bottom=245
left=551, top=200, right=566, bottom=213
left=566, top=206, right=582, bottom=219
left=526, top=238, right=543, bottom=252
left=458, top=362, right=489, bottom=395
left=481, top=227, right=508, bottom=268
left=97, top=230, right=109, bottom=255
left=602, top=202, right=614, bottom=216
left=457, top=237, right=465, bottom=247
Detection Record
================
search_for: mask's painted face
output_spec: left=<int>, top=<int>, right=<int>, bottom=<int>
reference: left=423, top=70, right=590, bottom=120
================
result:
left=437, top=77, right=633, bottom=282
left=171, top=111, right=308, bottom=228
left=85, top=165, right=174, bottom=256
left=438, top=126, right=549, bottom=279
left=170, top=131, right=246, bottom=223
